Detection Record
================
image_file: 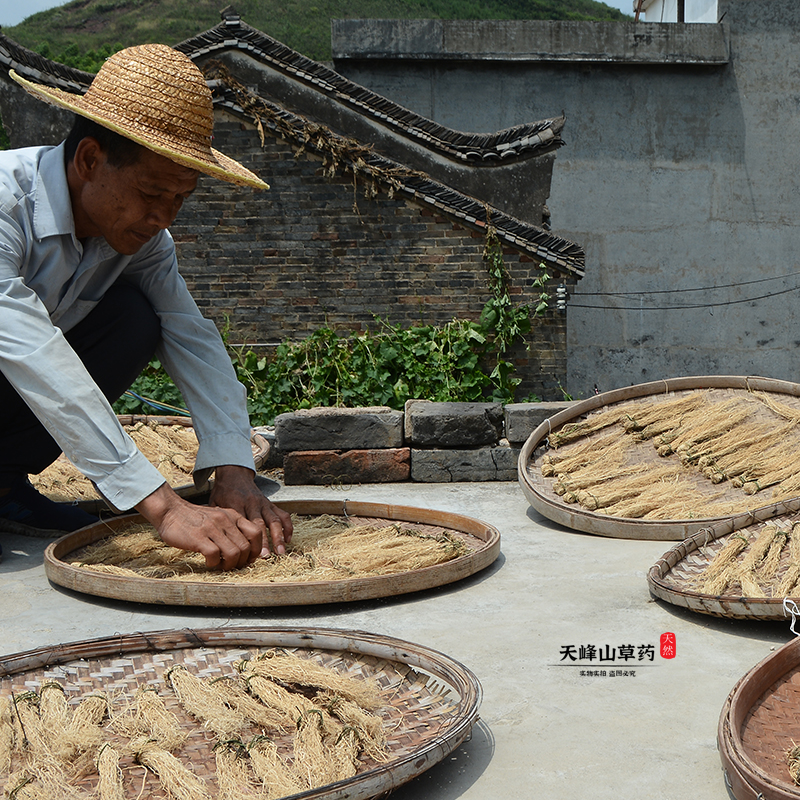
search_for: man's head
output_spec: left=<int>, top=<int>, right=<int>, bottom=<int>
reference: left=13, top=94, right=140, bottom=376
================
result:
left=11, top=44, right=268, bottom=190
left=67, top=125, right=198, bottom=255
left=64, top=116, right=144, bottom=170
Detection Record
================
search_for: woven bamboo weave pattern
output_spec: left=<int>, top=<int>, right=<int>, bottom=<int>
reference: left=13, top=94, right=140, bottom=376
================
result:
left=718, top=637, right=800, bottom=798
left=0, top=638, right=468, bottom=799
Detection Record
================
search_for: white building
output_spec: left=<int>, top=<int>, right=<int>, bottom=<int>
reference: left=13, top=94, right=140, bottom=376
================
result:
left=636, top=0, right=718, bottom=22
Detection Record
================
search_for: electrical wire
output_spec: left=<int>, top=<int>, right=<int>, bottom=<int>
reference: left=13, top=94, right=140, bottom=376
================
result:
left=573, top=270, right=800, bottom=297
left=122, top=390, right=191, bottom=416
left=568, top=273, right=800, bottom=310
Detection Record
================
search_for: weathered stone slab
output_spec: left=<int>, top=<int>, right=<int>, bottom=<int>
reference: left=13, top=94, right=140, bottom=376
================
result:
left=283, top=448, right=410, bottom=485
left=252, top=426, right=284, bottom=468
left=504, top=401, right=577, bottom=444
left=274, top=407, right=404, bottom=452
left=410, top=444, right=518, bottom=482
left=491, top=440, right=521, bottom=478
left=404, top=400, right=503, bottom=447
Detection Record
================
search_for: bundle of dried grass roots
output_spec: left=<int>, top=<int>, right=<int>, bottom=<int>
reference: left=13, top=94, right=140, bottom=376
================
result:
left=1, top=648, right=388, bottom=799
left=787, top=742, right=800, bottom=786
left=67, top=514, right=470, bottom=582
left=692, top=521, right=800, bottom=598
left=538, top=389, right=800, bottom=521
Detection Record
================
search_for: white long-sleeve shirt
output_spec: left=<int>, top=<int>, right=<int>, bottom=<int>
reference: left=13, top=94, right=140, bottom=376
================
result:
left=0, top=143, right=254, bottom=511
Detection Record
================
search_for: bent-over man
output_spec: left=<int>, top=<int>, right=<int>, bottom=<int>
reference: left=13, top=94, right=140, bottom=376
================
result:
left=0, top=44, right=292, bottom=568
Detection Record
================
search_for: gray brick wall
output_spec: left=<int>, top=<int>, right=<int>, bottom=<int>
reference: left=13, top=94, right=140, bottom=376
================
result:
left=172, top=117, right=568, bottom=400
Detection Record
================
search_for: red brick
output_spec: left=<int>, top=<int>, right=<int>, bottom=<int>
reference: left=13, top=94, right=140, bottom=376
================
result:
left=283, top=449, right=411, bottom=485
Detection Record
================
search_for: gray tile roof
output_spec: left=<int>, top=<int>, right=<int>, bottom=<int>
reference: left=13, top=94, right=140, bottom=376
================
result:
left=0, top=10, right=585, bottom=276
left=179, top=8, right=567, bottom=166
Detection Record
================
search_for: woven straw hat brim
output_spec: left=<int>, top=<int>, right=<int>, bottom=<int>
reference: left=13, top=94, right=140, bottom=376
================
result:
left=10, top=69, right=269, bottom=190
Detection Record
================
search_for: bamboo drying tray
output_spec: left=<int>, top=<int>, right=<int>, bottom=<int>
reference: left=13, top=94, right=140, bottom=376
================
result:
left=44, top=499, right=501, bottom=607
left=518, top=375, right=800, bottom=540
left=0, top=626, right=482, bottom=800
left=718, top=636, right=800, bottom=799
left=648, top=498, right=800, bottom=620
left=34, top=415, right=269, bottom=515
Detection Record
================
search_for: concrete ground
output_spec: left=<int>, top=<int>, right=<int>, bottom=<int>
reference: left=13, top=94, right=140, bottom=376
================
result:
left=1, top=478, right=792, bottom=799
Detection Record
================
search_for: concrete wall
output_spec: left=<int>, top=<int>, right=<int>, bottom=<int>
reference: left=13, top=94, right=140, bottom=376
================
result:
left=332, top=3, right=800, bottom=399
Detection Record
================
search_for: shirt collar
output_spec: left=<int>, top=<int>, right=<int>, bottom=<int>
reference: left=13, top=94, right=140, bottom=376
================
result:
left=32, top=142, right=77, bottom=241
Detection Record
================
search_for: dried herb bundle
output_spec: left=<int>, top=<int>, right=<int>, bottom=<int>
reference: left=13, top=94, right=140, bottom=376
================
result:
left=69, top=515, right=469, bottom=583
left=541, top=389, right=800, bottom=520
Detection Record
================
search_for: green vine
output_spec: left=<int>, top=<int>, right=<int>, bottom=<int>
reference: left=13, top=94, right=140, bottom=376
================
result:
left=480, top=225, right=550, bottom=398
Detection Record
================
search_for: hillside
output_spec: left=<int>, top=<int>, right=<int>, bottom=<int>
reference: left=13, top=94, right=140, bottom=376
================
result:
left=5, top=0, right=631, bottom=68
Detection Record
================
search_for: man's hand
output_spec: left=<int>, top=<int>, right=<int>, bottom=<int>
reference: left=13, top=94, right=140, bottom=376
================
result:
left=136, top=482, right=266, bottom=570
left=134, top=468, right=292, bottom=570
left=209, top=464, right=293, bottom=558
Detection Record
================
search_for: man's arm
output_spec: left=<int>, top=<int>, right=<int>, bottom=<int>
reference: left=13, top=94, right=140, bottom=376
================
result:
left=122, top=240, right=294, bottom=565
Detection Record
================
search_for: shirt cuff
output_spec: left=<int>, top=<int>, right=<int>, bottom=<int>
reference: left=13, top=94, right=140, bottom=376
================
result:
left=94, top=450, right=168, bottom=512
left=194, top=432, right=256, bottom=481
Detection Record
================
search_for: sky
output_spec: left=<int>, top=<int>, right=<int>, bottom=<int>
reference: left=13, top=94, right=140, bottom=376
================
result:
left=0, top=0, right=634, bottom=28
left=0, top=0, right=61, bottom=27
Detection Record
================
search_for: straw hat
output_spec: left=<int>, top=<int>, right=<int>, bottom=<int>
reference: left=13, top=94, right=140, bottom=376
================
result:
left=10, top=44, right=268, bottom=190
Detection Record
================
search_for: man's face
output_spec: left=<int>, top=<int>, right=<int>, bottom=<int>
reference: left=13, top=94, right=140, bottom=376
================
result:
left=77, top=145, right=199, bottom=255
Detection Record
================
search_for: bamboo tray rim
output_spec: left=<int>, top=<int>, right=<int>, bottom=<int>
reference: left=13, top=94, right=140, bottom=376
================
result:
left=517, top=375, right=800, bottom=541
left=718, top=636, right=800, bottom=799
left=0, top=625, right=482, bottom=800
left=44, top=499, right=502, bottom=607
left=648, top=497, right=800, bottom=620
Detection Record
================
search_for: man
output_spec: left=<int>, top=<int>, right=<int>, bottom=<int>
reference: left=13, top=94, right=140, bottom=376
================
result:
left=0, top=43, right=292, bottom=568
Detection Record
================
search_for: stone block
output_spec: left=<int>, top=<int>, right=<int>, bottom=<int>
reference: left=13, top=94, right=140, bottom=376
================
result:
left=491, top=439, right=522, bottom=478
left=274, top=407, right=404, bottom=452
left=283, top=448, right=411, bottom=485
left=404, top=400, right=503, bottom=447
left=504, top=401, right=579, bottom=444
left=410, top=444, right=518, bottom=482
left=252, top=426, right=283, bottom=468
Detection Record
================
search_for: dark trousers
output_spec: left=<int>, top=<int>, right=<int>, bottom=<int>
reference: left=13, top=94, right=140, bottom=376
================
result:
left=0, top=283, right=161, bottom=482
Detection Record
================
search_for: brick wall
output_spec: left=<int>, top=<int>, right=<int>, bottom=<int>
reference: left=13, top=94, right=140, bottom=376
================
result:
left=171, top=116, right=570, bottom=400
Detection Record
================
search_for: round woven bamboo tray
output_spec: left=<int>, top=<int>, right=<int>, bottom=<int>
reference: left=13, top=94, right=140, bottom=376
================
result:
left=0, top=626, right=482, bottom=800
left=36, top=415, right=270, bottom=515
left=718, top=636, right=800, bottom=799
left=518, top=375, right=800, bottom=540
left=44, top=499, right=501, bottom=607
left=647, top=498, right=800, bottom=620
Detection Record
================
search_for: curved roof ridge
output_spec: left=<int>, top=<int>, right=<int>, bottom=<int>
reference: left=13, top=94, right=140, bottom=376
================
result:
left=0, top=31, right=93, bottom=92
left=209, top=76, right=583, bottom=275
left=175, top=13, right=565, bottom=165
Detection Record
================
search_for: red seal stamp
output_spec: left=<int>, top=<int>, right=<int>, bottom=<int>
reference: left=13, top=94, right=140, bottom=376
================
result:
left=660, top=632, right=676, bottom=659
